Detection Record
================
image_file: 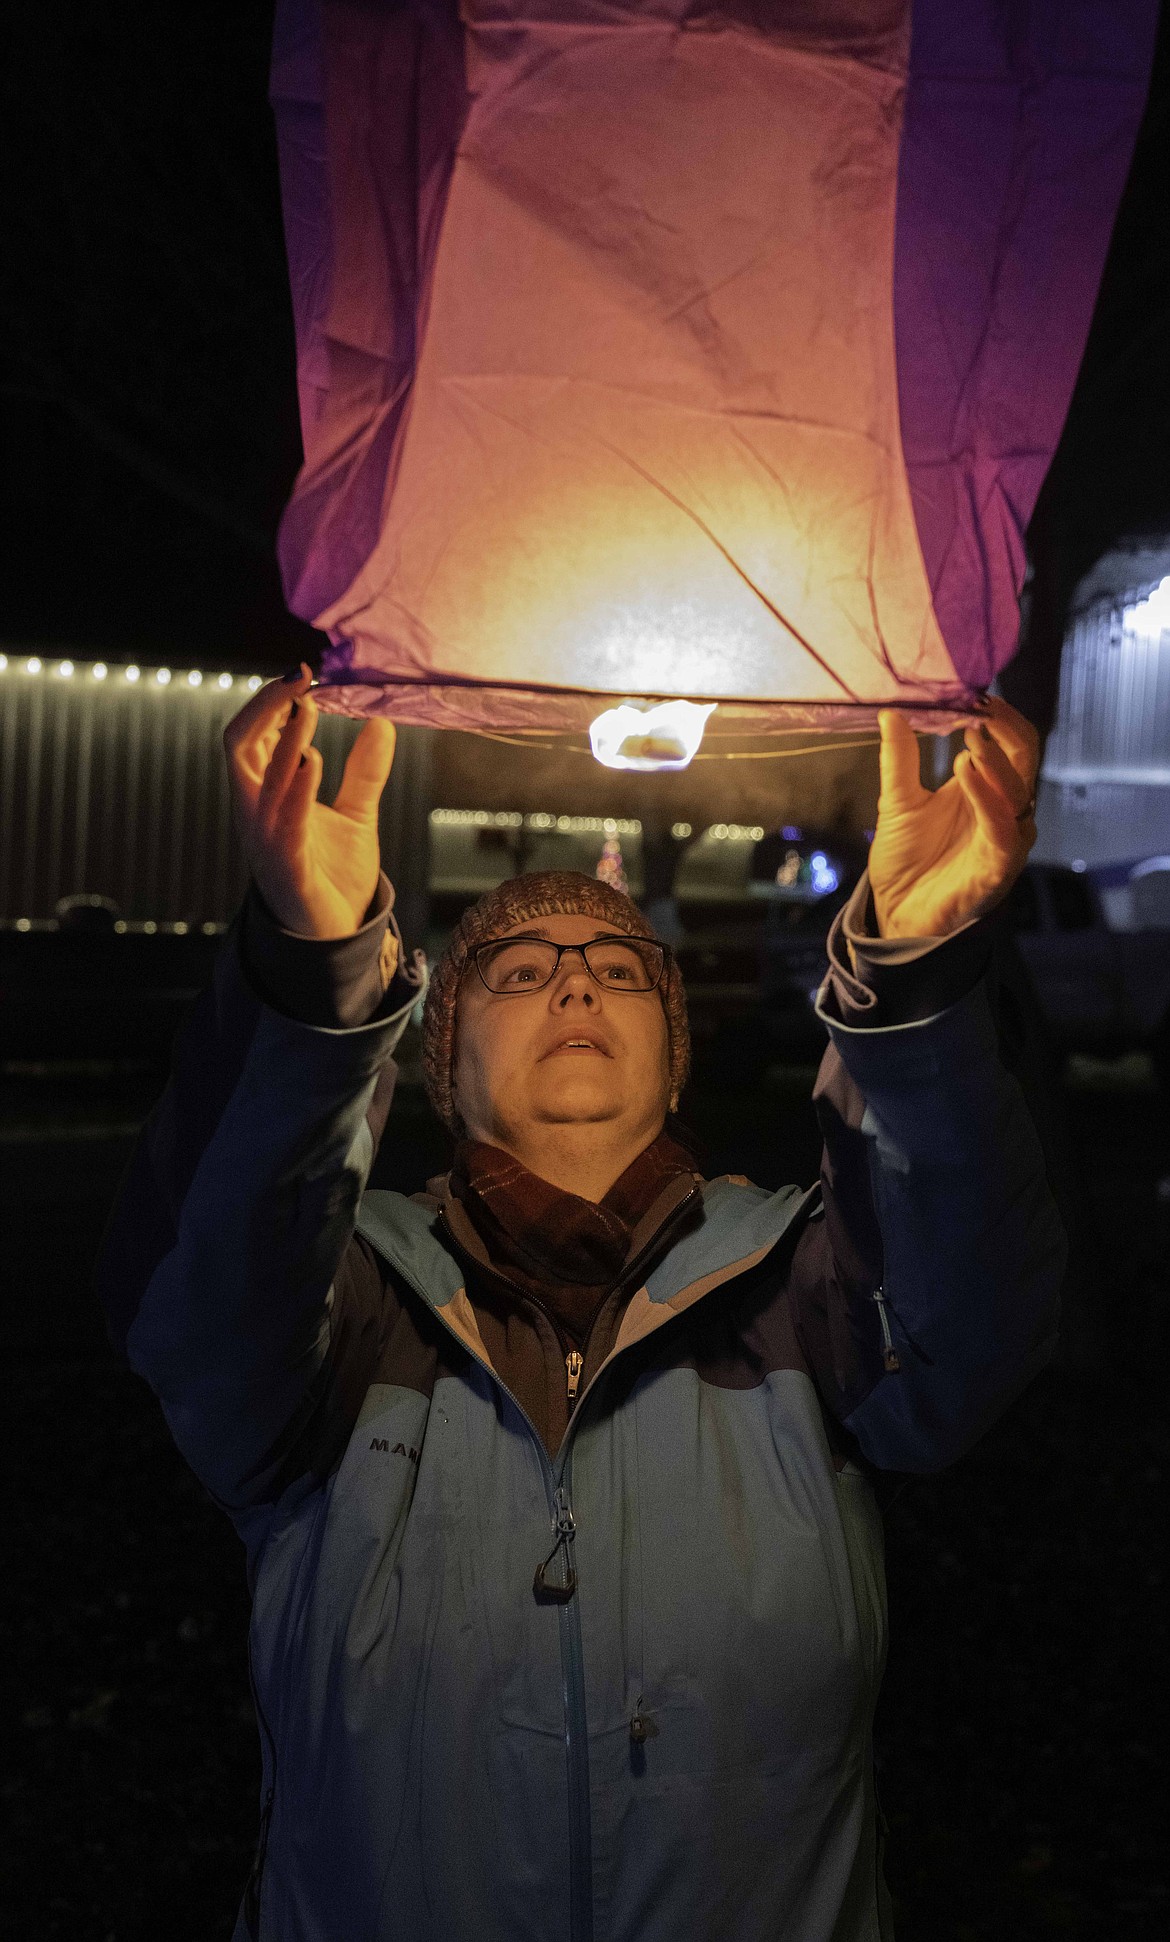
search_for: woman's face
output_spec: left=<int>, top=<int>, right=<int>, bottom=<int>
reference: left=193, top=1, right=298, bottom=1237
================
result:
left=450, top=912, right=671, bottom=1153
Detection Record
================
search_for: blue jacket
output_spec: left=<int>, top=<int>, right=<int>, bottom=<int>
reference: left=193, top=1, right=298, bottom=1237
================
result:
left=96, top=894, right=1065, bottom=1941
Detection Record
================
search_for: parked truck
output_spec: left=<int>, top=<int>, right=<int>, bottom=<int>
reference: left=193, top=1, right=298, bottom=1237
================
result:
left=684, top=855, right=1170, bottom=1092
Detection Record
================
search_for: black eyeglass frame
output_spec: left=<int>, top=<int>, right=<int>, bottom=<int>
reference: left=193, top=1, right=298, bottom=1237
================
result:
left=470, top=934, right=670, bottom=995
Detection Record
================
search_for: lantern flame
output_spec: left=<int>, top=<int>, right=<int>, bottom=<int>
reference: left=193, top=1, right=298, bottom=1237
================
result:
left=588, top=699, right=717, bottom=772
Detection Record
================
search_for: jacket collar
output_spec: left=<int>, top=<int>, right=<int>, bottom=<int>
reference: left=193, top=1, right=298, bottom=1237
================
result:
left=356, top=1174, right=819, bottom=1397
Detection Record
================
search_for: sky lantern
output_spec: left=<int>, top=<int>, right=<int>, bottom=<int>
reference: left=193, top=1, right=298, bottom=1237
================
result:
left=271, top=0, right=1156, bottom=764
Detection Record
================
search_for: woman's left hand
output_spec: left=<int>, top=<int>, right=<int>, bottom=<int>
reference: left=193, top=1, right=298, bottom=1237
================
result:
left=868, top=696, right=1040, bottom=940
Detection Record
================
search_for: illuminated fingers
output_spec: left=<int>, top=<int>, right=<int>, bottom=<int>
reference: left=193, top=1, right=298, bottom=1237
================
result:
left=974, top=696, right=1040, bottom=791
left=333, top=718, right=397, bottom=823
left=223, top=666, right=312, bottom=809
left=953, top=746, right=1028, bottom=851
left=279, top=742, right=325, bottom=826
left=877, top=709, right=927, bottom=810
left=258, top=690, right=320, bottom=828
left=962, top=720, right=1033, bottom=821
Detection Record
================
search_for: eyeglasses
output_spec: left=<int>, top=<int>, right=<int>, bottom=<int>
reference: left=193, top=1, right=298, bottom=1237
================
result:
left=472, top=934, right=668, bottom=995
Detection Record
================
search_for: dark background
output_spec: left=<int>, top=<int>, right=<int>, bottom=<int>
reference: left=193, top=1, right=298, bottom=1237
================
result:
left=3, top=4, right=1169, bottom=1938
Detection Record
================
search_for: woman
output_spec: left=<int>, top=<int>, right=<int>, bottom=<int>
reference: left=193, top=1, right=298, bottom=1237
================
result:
left=97, top=670, right=1063, bottom=1940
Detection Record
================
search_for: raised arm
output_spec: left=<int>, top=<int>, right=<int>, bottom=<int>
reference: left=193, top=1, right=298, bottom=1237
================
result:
left=786, top=698, right=1066, bottom=1472
left=94, top=671, right=423, bottom=1533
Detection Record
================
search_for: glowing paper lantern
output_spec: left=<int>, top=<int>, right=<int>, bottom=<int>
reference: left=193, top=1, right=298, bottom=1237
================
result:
left=271, top=0, right=1156, bottom=733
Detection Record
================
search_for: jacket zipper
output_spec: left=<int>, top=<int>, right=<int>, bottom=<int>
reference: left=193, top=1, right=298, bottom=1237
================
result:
left=534, top=1485, right=578, bottom=1601
left=244, top=1640, right=279, bottom=1937
left=377, top=1254, right=594, bottom=1942
left=566, top=1348, right=584, bottom=1402
left=873, top=1285, right=901, bottom=1373
left=558, top=1452, right=593, bottom=1942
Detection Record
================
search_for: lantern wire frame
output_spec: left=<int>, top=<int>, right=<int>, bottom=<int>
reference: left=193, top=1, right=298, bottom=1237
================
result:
left=307, top=676, right=990, bottom=765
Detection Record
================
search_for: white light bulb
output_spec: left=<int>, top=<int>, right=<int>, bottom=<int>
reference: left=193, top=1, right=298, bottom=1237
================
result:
left=589, top=699, right=716, bottom=772
left=217, top=672, right=232, bottom=690
left=92, top=662, right=108, bottom=681
left=0, top=654, right=8, bottom=673
left=246, top=675, right=262, bottom=692
left=125, top=665, right=141, bottom=683
left=187, top=670, right=203, bottom=687
left=156, top=668, right=172, bottom=685
left=58, top=661, right=75, bottom=678
left=25, top=656, right=43, bottom=675
left=1124, top=574, right=1170, bottom=637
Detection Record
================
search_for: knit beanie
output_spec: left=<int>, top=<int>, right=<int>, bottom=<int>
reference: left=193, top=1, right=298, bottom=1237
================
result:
left=421, top=870, right=690, bottom=1133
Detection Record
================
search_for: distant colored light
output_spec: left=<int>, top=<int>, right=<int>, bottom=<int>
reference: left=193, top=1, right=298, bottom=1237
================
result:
left=589, top=698, right=716, bottom=772
left=187, top=670, right=203, bottom=687
left=25, top=656, right=42, bottom=675
left=1071, top=858, right=1087, bottom=873
left=173, top=920, right=189, bottom=934
left=156, top=668, right=172, bottom=685
left=16, top=917, right=31, bottom=932
left=57, top=660, right=75, bottom=678
left=782, top=825, right=802, bottom=841
left=671, top=822, right=693, bottom=840
left=217, top=672, right=233, bottom=690
left=247, top=675, right=263, bottom=692
left=92, top=662, right=108, bottom=681
left=125, top=665, right=141, bottom=683
left=143, top=920, right=158, bottom=934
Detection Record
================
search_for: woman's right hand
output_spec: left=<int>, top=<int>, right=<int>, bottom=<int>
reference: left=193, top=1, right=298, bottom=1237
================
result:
left=223, top=666, right=397, bottom=939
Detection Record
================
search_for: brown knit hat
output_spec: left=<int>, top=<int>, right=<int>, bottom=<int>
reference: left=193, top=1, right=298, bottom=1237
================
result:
left=421, top=870, right=690, bottom=1133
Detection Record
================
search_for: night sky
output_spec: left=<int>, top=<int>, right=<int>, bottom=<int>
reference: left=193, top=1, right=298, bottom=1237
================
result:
left=4, top=2, right=1170, bottom=705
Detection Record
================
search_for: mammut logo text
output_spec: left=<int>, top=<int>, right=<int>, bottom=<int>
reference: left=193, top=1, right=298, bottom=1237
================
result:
left=370, top=1438, right=420, bottom=1464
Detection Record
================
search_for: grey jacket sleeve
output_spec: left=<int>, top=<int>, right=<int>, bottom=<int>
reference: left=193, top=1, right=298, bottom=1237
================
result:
left=94, top=877, right=425, bottom=1532
left=785, top=871, right=1066, bottom=1473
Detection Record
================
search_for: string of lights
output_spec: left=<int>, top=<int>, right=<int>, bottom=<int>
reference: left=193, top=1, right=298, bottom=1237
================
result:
left=428, top=809, right=768, bottom=842
left=0, top=655, right=264, bottom=691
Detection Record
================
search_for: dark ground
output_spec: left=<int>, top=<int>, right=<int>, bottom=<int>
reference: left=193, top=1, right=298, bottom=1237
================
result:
left=2, top=1051, right=1167, bottom=1942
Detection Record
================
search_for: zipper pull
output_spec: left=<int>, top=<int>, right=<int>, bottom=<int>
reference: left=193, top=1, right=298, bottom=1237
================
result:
left=873, top=1285, right=901, bottom=1374
left=566, top=1348, right=584, bottom=1403
left=533, top=1485, right=578, bottom=1602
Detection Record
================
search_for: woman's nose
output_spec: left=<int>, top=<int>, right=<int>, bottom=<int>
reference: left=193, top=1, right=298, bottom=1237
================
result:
left=554, top=979, right=596, bottom=1006
left=551, top=955, right=597, bottom=1004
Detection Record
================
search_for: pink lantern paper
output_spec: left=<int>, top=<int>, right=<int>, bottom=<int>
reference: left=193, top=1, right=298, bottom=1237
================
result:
left=271, top=0, right=1156, bottom=734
